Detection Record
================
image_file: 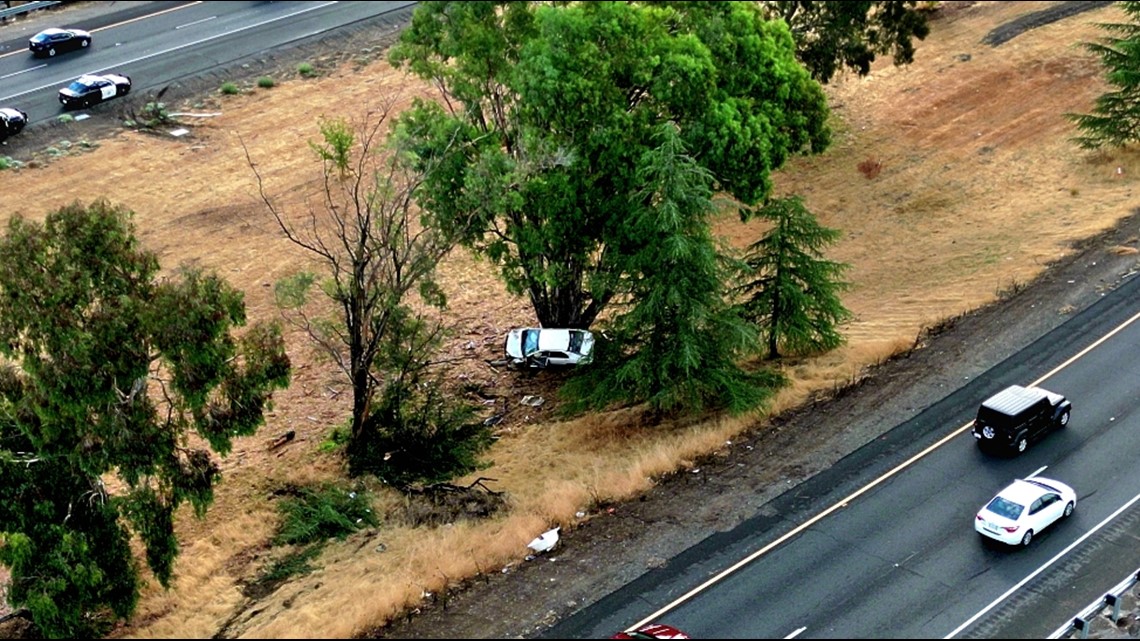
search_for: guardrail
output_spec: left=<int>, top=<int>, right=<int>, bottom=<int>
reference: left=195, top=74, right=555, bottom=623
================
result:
left=0, top=1, right=62, bottom=22
left=1048, top=567, right=1140, bottom=639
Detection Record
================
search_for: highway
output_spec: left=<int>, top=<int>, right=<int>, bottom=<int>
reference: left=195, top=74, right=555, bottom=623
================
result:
left=7, top=3, right=1139, bottom=638
left=0, top=0, right=415, bottom=125
left=547, top=268, right=1140, bottom=638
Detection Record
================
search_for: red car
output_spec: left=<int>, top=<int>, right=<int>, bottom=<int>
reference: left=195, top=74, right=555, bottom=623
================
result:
left=612, top=623, right=690, bottom=639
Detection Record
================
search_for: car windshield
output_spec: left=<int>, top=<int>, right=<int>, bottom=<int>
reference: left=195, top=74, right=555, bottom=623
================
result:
left=522, top=330, right=539, bottom=356
left=986, top=496, right=1024, bottom=520
left=67, top=80, right=94, bottom=92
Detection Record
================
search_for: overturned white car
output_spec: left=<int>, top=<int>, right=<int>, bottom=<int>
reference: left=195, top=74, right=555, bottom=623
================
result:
left=505, top=328, right=595, bottom=368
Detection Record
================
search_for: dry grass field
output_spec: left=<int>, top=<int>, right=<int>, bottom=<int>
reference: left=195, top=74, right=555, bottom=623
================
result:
left=2, top=1, right=1139, bottom=638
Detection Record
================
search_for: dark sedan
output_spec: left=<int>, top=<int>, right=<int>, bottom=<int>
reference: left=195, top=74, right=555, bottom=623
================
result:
left=29, top=28, right=92, bottom=58
left=0, top=108, right=27, bottom=142
left=58, top=74, right=131, bottom=110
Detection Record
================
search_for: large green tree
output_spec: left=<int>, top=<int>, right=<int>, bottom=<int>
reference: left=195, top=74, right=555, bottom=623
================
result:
left=563, top=126, right=786, bottom=417
left=737, top=196, right=853, bottom=359
left=1066, top=1, right=1140, bottom=149
left=0, top=200, right=291, bottom=637
left=761, top=1, right=932, bottom=83
left=390, top=0, right=830, bottom=330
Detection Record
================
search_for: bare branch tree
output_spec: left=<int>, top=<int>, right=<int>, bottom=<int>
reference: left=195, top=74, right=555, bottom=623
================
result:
left=243, top=98, right=460, bottom=455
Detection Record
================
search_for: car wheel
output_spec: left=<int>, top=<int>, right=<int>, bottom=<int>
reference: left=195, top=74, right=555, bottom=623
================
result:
left=1064, top=501, right=1074, bottom=518
left=48, top=47, right=57, bottom=57
left=81, top=39, right=90, bottom=48
left=1016, top=436, right=1028, bottom=453
left=1020, top=529, right=1033, bottom=546
left=1058, top=409, right=1070, bottom=427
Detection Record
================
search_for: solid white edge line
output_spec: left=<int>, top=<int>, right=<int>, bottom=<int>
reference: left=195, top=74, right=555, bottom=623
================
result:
left=1029, top=465, right=1048, bottom=479
left=625, top=306, right=1140, bottom=634
left=784, top=626, right=807, bottom=639
left=944, top=490, right=1140, bottom=638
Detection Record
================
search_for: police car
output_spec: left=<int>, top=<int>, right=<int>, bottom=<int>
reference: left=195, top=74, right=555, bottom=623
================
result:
left=58, top=74, right=132, bottom=110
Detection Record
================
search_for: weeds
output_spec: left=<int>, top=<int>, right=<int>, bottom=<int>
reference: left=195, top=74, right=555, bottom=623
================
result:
left=243, top=545, right=324, bottom=600
left=996, top=278, right=1027, bottom=299
left=858, top=157, right=883, bottom=179
left=298, top=62, right=316, bottom=77
left=220, top=82, right=240, bottom=95
left=274, top=484, right=378, bottom=546
left=257, top=76, right=276, bottom=89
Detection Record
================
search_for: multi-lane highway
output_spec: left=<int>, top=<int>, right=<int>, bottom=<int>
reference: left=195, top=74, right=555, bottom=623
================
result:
left=547, top=268, right=1140, bottom=638
left=0, top=0, right=415, bottom=126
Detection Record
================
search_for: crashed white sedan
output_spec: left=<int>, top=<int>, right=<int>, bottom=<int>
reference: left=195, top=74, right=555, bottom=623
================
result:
left=975, top=476, right=1076, bottom=547
left=505, top=327, right=594, bottom=368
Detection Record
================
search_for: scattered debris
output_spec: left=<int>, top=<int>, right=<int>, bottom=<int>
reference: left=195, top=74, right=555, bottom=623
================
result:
left=483, top=414, right=504, bottom=427
left=520, top=395, right=545, bottom=407
left=526, top=526, right=560, bottom=554
left=267, top=430, right=296, bottom=450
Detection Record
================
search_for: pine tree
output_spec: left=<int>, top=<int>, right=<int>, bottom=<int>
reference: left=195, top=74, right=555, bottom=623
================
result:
left=561, top=126, right=785, bottom=418
left=1067, top=1, right=1140, bottom=149
left=738, top=196, right=853, bottom=360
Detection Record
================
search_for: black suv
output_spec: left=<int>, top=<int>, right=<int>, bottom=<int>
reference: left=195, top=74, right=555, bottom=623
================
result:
left=972, top=384, right=1071, bottom=455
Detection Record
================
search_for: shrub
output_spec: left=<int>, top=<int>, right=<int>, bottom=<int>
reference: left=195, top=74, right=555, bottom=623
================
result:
left=257, top=76, right=275, bottom=89
left=318, top=420, right=350, bottom=453
left=141, top=101, right=172, bottom=128
left=350, top=376, right=493, bottom=486
left=298, top=62, right=316, bottom=77
left=274, top=484, right=378, bottom=546
left=57, top=114, right=74, bottom=123
left=220, top=82, right=239, bottom=95
left=0, top=156, right=19, bottom=170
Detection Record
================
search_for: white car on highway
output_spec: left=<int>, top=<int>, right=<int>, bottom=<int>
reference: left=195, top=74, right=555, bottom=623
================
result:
left=975, top=476, right=1076, bottom=547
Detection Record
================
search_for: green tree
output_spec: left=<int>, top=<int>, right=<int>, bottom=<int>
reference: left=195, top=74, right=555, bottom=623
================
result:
left=246, top=105, right=489, bottom=480
left=1066, top=1, right=1140, bottom=149
left=737, top=196, right=853, bottom=359
left=563, top=126, right=786, bottom=417
left=0, top=200, right=290, bottom=637
left=761, top=1, right=932, bottom=83
left=390, top=0, right=830, bottom=330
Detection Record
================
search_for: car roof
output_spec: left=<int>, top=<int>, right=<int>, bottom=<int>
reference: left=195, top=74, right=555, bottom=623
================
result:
left=981, top=385, right=1048, bottom=416
left=529, top=328, right=574, bottom=352
left=36, top=28, right=68, bottom=36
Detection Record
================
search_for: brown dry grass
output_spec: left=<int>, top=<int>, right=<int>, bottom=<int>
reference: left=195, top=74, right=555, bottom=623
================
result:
left=0, top=1, right=1135, bottom=638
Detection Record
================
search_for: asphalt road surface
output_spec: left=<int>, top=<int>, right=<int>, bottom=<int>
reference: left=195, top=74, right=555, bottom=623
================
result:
left=0, top=0, right=414, bottom=125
